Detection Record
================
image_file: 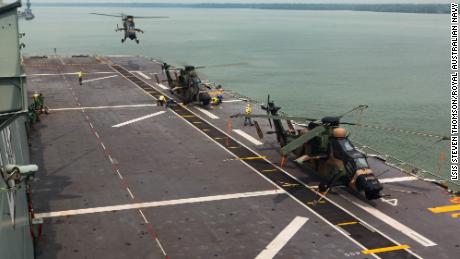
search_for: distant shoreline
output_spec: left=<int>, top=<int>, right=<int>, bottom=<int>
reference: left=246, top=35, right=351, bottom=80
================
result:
left=33, top=3, right=449, bottom=14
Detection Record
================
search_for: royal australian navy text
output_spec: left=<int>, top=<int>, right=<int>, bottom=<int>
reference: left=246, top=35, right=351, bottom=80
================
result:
left=451, top=3, right=459, bottom=181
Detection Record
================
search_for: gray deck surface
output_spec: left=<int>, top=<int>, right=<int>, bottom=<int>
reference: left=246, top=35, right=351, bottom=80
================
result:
left=24, top=56, right=459, bottom=259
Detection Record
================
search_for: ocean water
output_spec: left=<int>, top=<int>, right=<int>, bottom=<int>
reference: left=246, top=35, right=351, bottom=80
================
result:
left=20, top=7, right=452, bottom=178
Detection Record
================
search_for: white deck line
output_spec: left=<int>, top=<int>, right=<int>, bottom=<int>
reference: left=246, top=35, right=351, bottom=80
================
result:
left=156, top=83, right=170, bottom=90
left=233, top=129, right=263, bottom=146
left=378, top=176, right=418, bottom=183
left=27, top=71, right=115, bottom=76
left=112, top=111, right=166, bottom=128
left=82, top=74, right=119, bottom=83
left=255, top=216, right=309, bottom=259
left=138, top=209, right=149, bottom=223
left=36, top=190, right=284, bottom=219
left=107, top=55, right=133, bottom=57
left=195, top=107, right=220, bottom=119
left=126, top=188, right=135, bottom=199
left=136, top=71, right=151, bottom=80
left=337, top=190, right=437, bottom=247
left=222, top=99, right=244, bottom=103
left=50, top=104, right=156, bottom=111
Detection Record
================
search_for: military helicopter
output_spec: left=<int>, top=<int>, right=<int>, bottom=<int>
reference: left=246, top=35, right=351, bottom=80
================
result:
left=161, top=62, right=245, bottom=105
left=90, top=13, right=168, bottom=44
left=161, top=63, right=211, bottom=105
left=231, top=96, right=384, bottom=200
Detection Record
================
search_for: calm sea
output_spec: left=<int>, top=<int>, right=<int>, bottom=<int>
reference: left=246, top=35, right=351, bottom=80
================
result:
left=21, top=6, right=452, bottom=178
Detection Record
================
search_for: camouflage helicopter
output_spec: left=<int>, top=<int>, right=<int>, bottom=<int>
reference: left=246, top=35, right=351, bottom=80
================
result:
left=162, top=63, right=212, bottom=105
left=231, top=96, right=383, bottom=200
left=90, top=13, right=168, bottom=44
left=161, top=62, right=245, bottom=105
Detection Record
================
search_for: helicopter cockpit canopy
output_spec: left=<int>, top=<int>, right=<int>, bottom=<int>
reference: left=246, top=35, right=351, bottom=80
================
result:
left=332, top=138, right=370, bottom=173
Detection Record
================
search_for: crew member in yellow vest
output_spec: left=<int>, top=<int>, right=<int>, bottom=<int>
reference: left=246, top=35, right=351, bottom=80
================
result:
left=158, top=95, right=166, bottom=107
left=211, top=96, right=220, bottom=105
left=77, top=71, right=86, bottom=85
left=244, top=103, right=254, bottom=126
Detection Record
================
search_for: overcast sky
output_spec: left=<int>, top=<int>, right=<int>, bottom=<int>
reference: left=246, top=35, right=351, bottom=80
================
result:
left=6, top=0, right=454, bottom=4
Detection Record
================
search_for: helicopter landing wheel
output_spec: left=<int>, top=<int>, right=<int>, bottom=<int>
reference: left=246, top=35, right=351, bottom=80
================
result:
left=121, top=38, right=125, bottom=43
left=136, top=39, right=140, bottom=44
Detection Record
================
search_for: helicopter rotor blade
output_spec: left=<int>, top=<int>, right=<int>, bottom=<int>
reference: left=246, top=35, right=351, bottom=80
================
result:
left=352, top=123, right=448, bottom=140
left=267, top=94, right=273, bottom=129
left=89, top=12, right=123, bottom=17
left=280, top=125, right=327, bottom=155
left=338, top=104, right=368, bottom=119
left=194, top=62, right=248, bottom=70
left=230, top=113, right=318, bottom=123
left=133, top=16, right=169, bottom=19
left=254, top=121, right=264, bottom=139
left=338, top=122, right=357, bottom=125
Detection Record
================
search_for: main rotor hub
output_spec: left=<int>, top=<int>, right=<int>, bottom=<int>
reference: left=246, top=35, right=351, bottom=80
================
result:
left=266, top=101, right=280, bottom=114
left=184, top=66, right=195, bottom=72
left=321, top=116, right=340, bottom=126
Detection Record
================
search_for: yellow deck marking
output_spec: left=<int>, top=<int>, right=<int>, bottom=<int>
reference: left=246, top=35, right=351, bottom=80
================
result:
left=214, top=137, right=223, bottom=140
left=362, top=245, right=410, bottom=255
left=202, top=129, right=210, bottom=132
left=239, top=156, right=266, bottom=160
left=228, top=146, right=240, bottom=149
left=262, top=169, right=277, bottom=173
left=451, top=213, right=460, bottom=218
left=182, top=115, right=195, bottom=118
left=337, top=221, right=359, bottom=226
left=428, top=204, right=460, bottom=213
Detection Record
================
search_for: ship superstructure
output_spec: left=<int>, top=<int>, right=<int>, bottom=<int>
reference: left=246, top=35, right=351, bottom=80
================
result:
left=0, top=1, right=35, bottom=258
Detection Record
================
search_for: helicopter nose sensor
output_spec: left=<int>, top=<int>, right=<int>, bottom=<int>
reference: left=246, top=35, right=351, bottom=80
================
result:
left=356, top=173, right=383, bottom=200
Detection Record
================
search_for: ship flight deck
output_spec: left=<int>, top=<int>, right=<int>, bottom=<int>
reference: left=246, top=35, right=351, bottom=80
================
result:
left=24, top=55, right=459, bottom=259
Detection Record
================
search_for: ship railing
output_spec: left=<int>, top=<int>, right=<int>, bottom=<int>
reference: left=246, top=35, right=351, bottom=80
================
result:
left=354, top=141, right=460, bottom=194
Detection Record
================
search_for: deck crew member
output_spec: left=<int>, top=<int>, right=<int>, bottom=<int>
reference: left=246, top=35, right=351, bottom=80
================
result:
left=211, top=96, right=220, bottom=105
left=77, top=71, right=86, bottom=85
left=32, top=92, right=49, bottom=114
left=158, top=95, right=166, bottom=107
left=244, top=103, right=254, bottom=126
left=165, top=98, right=174, bottom=108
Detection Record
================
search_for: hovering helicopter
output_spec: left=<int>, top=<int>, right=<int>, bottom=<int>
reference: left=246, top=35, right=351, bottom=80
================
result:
left=231, top=96, right=383, bottom=200
left=90, top=13, right=168, bottom=44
